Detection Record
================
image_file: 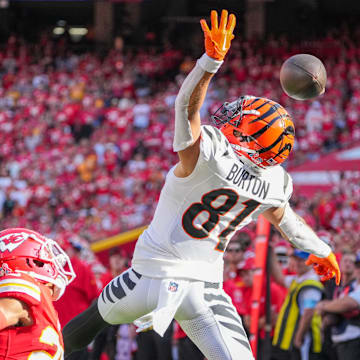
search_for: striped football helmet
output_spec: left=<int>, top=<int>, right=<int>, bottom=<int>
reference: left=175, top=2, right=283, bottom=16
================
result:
left=212, top=95, right=295, bottom=169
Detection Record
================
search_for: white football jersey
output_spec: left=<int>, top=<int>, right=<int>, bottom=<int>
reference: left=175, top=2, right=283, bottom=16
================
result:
left=132, top=125, right=293, bottom=282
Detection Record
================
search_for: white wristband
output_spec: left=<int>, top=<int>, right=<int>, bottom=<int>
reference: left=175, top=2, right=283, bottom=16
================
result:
left=197, top=53, right=223, bottom=74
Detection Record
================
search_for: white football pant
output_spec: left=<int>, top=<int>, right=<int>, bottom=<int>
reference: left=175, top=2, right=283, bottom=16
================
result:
left=98, top=268, right=254, bottom=360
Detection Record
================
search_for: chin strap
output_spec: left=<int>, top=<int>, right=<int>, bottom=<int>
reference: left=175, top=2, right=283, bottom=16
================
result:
left=234, top=151, right=265, bottom=176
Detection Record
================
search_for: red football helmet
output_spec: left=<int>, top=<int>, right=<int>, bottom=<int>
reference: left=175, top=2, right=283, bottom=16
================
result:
left=212, top=95, right=295, bottom=171
left=0, top=228, right=76, bottom=300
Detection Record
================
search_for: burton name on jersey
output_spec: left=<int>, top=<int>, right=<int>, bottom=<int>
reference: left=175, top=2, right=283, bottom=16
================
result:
left=226, top=164, right=270, bottom=200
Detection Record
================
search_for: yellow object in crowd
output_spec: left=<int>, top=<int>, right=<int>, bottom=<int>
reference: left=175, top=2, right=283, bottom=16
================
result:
left=273, top=279, right=324, bottom=353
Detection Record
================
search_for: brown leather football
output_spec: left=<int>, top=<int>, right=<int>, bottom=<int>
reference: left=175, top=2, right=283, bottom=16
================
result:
left=280, top=54, right=327, bottom=101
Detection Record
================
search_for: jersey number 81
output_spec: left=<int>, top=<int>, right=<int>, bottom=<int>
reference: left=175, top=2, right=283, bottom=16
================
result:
left=182, top=188, right=260, bottom=251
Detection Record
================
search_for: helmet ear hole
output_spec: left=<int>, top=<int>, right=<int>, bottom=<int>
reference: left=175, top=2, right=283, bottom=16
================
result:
left=284, top=126, right=295, bottom=136
left=233, top=129, right=241, bottom=137
left=233, top=129, right=250, bottom=143
left=33, top=260, right=45, bottom=268
left=26, top=258, right=45, bottom=268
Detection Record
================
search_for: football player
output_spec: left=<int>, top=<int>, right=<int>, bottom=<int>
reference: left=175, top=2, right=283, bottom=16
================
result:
left=0, top=228, right=75, bottom=359
left=63, top=10, right=340, bottom=360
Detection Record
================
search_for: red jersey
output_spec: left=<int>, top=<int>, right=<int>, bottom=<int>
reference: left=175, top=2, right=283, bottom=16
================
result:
left=0, top=272, right=63, bottom=360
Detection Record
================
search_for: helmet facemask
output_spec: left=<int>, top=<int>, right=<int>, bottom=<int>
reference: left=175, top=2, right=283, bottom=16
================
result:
left=32, top=238, right=76, bottom=300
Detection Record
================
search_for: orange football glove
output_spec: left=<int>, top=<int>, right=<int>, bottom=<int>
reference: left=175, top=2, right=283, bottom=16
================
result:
left=305, top=252, right=341, bottom=285
left=200, top=10, right=236, bottom=61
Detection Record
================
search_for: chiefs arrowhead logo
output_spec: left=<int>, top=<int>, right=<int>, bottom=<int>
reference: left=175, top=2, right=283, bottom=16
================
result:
left=0, top=233, right=29, bottom=253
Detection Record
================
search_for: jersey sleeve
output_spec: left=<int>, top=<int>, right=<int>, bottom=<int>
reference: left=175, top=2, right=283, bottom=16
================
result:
left=0, top=273, right=41, bottom=306
left=200, top=125, right=231, bottom=162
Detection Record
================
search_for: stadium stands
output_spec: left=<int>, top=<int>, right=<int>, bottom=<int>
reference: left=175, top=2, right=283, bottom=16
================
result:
left=0, top=31, right=359, bottom=252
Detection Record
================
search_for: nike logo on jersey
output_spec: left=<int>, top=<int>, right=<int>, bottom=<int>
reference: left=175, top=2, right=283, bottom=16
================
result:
left=226, top=163, right=270, bottom=200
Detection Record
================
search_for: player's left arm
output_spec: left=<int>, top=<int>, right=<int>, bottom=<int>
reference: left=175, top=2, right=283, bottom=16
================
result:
left=263, top=205, right=341, bottom=285
left=0, top=297, right=31, bottom=330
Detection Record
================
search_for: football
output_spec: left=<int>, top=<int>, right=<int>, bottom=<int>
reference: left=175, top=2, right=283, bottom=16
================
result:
left=280, top=54, right=327, bottom=101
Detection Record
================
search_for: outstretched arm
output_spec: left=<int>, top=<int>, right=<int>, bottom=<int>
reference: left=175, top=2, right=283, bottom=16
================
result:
left=264, top=204, right=341, bottom=285
left=173, top=10, right=235, bottom=177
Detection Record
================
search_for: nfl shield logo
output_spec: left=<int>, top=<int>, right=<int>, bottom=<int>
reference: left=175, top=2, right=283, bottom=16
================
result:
left=168, top=281, right=178, bottom=292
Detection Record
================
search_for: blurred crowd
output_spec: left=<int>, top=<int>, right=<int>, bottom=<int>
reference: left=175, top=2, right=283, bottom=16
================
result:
left=0, top=28, right=360, bottom=242
left=1, top=27, right=360, bottom=360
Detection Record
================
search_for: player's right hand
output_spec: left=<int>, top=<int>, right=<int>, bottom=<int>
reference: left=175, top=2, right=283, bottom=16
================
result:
left=305, top=252, right=341, bottom=285
left=200, top=10, right=236, bottom=61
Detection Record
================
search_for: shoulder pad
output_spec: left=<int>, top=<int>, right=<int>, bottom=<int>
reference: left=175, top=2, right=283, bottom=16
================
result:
left=0, top=272, right=41, bottom=305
